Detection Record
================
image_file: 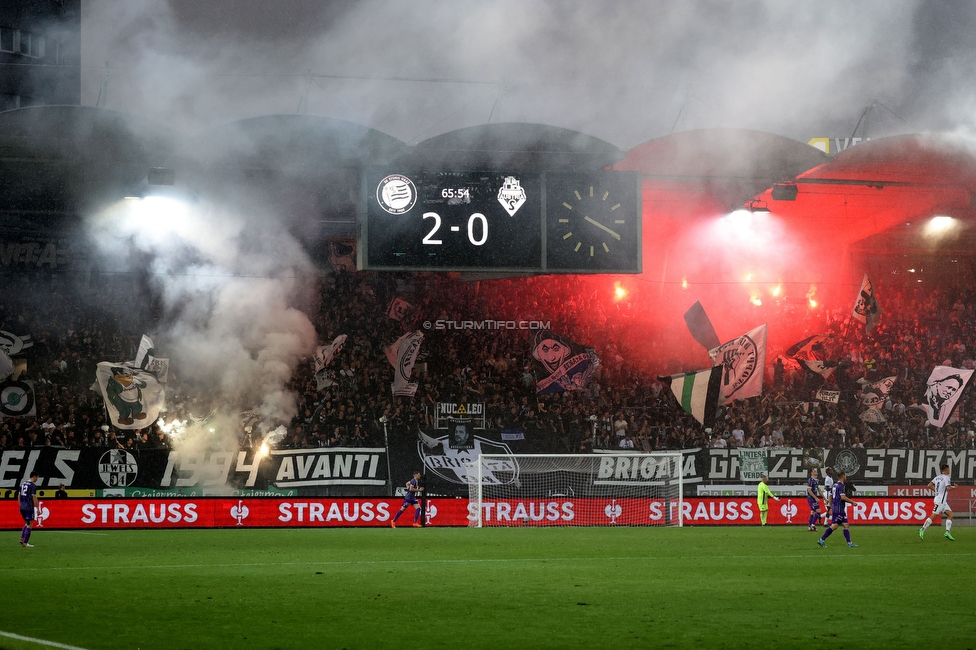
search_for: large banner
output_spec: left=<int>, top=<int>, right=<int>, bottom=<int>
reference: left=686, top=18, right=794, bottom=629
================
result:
left=0, top=497, right=936, bottom=530
left=1, top=446, right=975, bottom=497
left=0, top=447, right=391, bottom=495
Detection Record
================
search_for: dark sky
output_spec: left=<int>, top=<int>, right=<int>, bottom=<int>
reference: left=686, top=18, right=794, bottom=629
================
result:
left=79, top=0, right=976, bottom=148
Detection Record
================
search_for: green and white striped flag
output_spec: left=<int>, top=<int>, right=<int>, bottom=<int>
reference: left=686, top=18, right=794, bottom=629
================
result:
left=659, top=366, right=722, bottom=427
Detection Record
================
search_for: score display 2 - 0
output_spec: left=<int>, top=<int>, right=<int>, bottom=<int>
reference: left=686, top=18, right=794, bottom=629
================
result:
left=361, top=169, right=641, bottom=273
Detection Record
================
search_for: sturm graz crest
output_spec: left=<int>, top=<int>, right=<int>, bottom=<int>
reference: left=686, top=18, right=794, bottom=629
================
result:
left=0, top=380, right=35, bottom=417
left=832, top=449, right=861, bottom=477
left=98, top=449, right=139, bottom=487
left=418, top=435, right=517, bottom=485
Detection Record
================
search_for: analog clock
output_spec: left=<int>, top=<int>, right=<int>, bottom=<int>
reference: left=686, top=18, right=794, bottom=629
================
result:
left=545, top=172, right=641, bottom=273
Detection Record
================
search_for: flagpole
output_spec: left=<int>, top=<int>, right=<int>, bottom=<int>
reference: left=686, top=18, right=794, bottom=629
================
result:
left=380, top=416, right=392, bottom=496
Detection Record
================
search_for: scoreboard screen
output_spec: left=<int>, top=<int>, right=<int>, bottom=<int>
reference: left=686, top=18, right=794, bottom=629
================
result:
left=360, top=169, right=640, bottom=273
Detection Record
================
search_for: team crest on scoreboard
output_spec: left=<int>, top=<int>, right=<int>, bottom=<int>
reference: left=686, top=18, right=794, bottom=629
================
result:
left=376, top=174, right=417, bottom=215
left=497, top=176, right=527, bottom=216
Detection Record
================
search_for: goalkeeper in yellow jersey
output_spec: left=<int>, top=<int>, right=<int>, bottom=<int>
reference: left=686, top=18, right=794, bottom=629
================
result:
left=757, top=474, right=780, bottom=526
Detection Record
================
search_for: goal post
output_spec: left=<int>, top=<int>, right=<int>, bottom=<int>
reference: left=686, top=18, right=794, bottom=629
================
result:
left=469, top=452, right=684, bottom=527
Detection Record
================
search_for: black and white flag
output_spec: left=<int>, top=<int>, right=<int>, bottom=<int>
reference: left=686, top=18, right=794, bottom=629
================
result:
left=0, top=379, right=36, bottom=417
left=923, top=365, right=973, bottom=428
left=815, top=388, right=840, bottom=404
left=801, top=359, right=836, bottom=379
left=709, top=324, right=766, bottom=403
left=852, top=274, right=880, bottom=332
left=313, top=334, right=348, bottom=373
left=0, top=331, right=32, bottom=355
left=386, top=331, right=423, bottom=397
left=860, top=375, right=896, bottom=408
left=785, top=333, right=830, bottom=359
left=0, top=348, right=13, bottom=381
left=131, top=334, right=169, bottom=384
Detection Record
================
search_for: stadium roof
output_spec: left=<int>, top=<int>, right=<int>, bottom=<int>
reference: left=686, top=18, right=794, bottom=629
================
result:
left=398, top=122, right=623, bottom=171
left=200, top=115, right=410, bottom=171
left=758, top=134, right=976, bottom=247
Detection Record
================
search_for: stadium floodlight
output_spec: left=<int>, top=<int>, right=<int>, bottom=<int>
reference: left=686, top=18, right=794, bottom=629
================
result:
left=745, top=199, right=771, bottom=213
left=468, top=453, right=684, bottom=528
left=925, top=215, right=955, bottom=237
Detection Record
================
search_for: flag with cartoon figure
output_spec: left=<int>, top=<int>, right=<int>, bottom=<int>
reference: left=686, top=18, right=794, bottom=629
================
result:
left=95, top=362, right=165, bottom=429
left=531, top=330, right=600, bottom=395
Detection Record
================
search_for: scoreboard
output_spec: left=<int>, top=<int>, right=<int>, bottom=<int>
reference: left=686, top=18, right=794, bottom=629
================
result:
left=359, top=169, right=641, bottom=273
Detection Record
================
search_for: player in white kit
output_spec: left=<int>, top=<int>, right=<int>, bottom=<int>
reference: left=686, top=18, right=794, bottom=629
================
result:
left=919, top=463, right=956, bottom=541
left=822, top=466, right=834, bottom=525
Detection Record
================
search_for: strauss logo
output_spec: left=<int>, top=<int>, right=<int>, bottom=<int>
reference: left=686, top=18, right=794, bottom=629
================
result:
left=780, top=500, right=798, bottom=523
left=230, top=500, right=249, bottom=526
left=604, top=499, right=622, bottom=524
left=34, top=501, right=50, bottom=527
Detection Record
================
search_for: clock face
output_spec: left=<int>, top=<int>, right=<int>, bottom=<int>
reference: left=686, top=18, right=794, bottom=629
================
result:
left=545, top=172, right=641, bottom=273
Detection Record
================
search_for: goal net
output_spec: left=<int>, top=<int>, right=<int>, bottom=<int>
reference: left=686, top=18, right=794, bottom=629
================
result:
left=468, top=453, right=683, bottom=527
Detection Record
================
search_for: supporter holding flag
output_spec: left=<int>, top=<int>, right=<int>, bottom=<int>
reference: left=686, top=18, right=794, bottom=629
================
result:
left=852, top=274, right=880, bottom=332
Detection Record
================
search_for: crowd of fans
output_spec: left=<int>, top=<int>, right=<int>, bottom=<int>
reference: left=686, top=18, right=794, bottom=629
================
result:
left=3, top=266, right=976, bottom=455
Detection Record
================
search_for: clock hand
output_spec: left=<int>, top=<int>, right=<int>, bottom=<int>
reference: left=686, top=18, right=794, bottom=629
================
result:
left=584, top=216, right=621, bottom=240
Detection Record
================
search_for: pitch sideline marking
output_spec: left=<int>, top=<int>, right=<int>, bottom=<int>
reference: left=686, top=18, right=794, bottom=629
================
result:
left=1, top=552, right=973, bottom=573
left=0, top=630, right=87, bottom=650
left=42, top=531, right=110, bottom=536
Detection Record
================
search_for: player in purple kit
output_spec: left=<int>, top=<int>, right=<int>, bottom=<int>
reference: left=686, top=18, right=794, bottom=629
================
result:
left=391, top=471, right=424, bottom=528
left=817, top=470, right=859, bottom=548
left=19, top=470, right=39, bottom=548
left=805, top=468, right=823, bottom=531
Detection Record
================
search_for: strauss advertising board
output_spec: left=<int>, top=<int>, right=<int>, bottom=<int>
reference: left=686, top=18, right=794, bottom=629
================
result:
left=1, top=497, right=935, bottom=530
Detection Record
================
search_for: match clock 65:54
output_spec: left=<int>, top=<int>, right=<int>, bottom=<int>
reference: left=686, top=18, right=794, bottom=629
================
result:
left=545, top=172, right=641, bottom=273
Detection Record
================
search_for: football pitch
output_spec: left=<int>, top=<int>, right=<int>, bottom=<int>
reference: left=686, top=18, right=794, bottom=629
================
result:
left=1, top=525, right=973, bottom=649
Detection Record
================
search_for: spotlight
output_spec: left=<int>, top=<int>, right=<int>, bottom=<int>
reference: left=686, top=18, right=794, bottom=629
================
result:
left=745, top=199, right=770, bottom=214
left=726, top=209, right=752, bottom=227
left=925, top=215, right=955, bottom=236
left=771, top=182, right=798, bottom=201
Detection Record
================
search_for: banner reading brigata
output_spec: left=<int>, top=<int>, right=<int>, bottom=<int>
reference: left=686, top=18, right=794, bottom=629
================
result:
left=1, top=497, right=933, bottom=530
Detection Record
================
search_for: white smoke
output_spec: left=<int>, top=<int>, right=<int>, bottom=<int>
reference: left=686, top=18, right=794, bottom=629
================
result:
left=86, top=190, right=318, bottom=449
left=79, top=0, right=949, bottom=147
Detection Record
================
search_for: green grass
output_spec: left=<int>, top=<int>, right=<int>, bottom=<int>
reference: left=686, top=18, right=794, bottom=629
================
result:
left=0, top=525, right=974, bottom=649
